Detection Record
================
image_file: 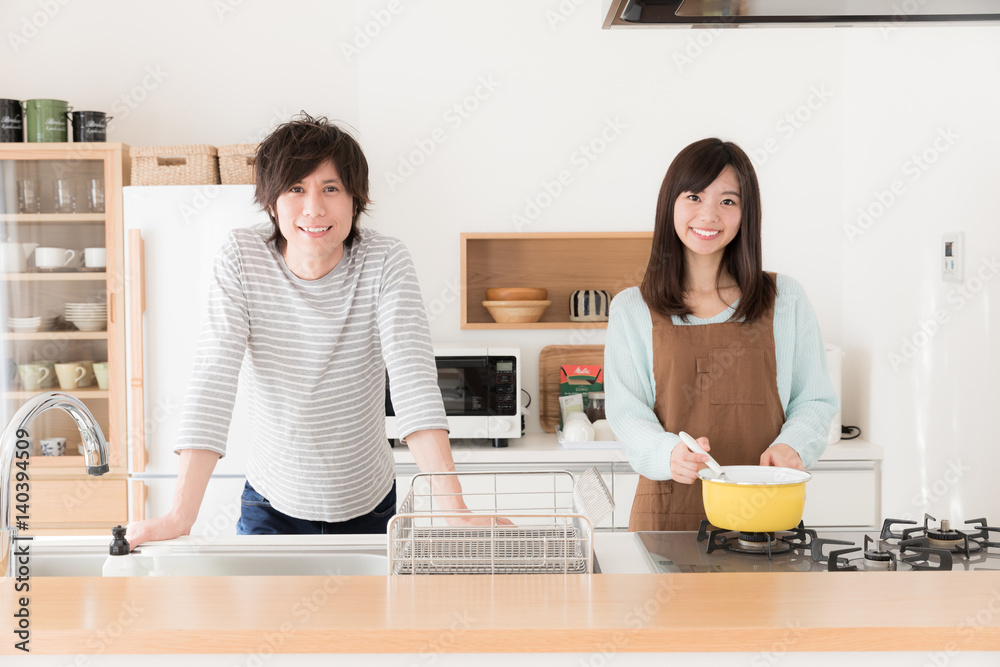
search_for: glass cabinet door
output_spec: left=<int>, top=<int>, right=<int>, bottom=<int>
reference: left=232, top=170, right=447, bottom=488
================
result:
left=0, top=149, right=124, bottom=477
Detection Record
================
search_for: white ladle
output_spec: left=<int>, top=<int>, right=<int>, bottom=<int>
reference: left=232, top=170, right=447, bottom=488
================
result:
left=678, top=431, right=730, bottom=481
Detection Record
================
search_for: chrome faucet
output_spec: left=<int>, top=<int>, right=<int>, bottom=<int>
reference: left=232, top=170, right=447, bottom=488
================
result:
left=1, top=391, right=110, bottom=576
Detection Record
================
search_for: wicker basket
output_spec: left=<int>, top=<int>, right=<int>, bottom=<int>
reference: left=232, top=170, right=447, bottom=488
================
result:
left=218, top=143, right=258, bottom=185
left=131, top=144, right=219, bottom=186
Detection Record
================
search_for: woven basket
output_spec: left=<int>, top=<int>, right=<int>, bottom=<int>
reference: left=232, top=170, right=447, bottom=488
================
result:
left=218, top=143, right=258, bottom=185
left=131, top=144, right=219, bottom=185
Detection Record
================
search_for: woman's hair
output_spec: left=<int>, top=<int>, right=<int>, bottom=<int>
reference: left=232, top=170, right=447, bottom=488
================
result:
left=253, top=112, right=371, bottom=254
left=640, top=137, right=775, bottom=323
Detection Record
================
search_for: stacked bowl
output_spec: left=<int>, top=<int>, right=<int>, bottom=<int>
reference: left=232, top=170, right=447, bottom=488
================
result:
left=482, top=287, right=551, bottom=323
left=65, top=302, right=107, bottom=331
left=7, top=316, right=41, bottom=333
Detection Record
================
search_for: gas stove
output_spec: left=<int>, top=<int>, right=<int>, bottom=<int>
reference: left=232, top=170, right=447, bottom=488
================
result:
left=637, top=514, right=1000, bottom=573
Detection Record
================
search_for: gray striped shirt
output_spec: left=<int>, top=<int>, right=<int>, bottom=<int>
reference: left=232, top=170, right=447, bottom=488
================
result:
left=174, top=224, right=448, bottom=522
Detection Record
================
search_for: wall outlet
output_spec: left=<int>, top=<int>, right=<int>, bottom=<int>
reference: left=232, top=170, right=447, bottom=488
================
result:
left=942, top=232, right=964, bottom=282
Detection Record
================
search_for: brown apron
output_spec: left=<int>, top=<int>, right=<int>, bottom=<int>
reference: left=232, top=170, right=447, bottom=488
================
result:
left=628, top=277, right=786, bottom=531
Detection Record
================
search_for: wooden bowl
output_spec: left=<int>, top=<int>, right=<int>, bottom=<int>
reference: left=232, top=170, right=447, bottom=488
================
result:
left=485, top=287, right=548, bottom=301
left=482, top=300, right=552, bottom=323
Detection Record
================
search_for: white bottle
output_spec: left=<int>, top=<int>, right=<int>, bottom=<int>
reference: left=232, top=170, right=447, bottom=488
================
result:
left=102, top=525, right=145, bottom=577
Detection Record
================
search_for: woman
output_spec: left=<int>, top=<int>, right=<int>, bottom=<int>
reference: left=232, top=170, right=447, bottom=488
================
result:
left=605, top=138, right=838, bottom=532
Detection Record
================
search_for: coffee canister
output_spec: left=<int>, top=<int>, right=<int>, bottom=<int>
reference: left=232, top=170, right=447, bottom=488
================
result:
left=0, top=99, right=24, bottom=142
left=71, top=110, right=111, bottom=142
left=23, top=99, right=71, bottom=142
left=569, top=289, right=612, bottom=322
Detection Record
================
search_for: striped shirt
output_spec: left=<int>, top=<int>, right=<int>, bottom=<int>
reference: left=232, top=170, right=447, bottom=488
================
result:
left=605, top=275, right=838, bottom=480
left=174, top=224, right=448, bottom=522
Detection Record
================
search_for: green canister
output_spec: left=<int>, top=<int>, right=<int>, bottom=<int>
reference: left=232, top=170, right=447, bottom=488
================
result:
left=23, top=99, right=71, bottom=142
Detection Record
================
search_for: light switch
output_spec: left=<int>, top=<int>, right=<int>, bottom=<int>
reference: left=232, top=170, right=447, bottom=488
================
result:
left=942, top=232, right=964, bottom=282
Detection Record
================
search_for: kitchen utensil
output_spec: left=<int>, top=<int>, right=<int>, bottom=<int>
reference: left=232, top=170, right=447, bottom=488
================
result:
left=538, top=345, right=605, bottom=433
left=55, top=362, right=89, bottom=390
left=84, top=247, right=107, bottom=268
left=568, top=289, right=612, bottom=322
left=697, top=465, right=811, bottom=533
left=485, top=287, right=548, bottom=301
left=0, top=99, right=24, bottom=142
left=1, top=241, right=39, bottom=272
left=679, top=430, right=728, bottom=481
left=23, top=99, right=70, bottom=142
left=389, top=468, right=613, bottom=574
left=70, top=110, right=111, bottom=142
left=481, top=299, right=551, bottom=323
left=17, top=363, right=50, bottom=390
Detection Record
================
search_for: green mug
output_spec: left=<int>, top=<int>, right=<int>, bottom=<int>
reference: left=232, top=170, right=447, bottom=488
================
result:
left=23, top=99, right=71, bottom=142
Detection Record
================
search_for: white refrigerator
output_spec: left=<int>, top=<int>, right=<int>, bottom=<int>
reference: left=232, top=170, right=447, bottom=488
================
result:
left=123, top=185, right=265, bottom=536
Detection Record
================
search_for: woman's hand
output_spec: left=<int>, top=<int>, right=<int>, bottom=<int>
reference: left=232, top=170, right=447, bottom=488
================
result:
left=669, top=436, right=710, bottom=484
left=760, top=443, right=804, bottom=470
left=125, top=512, right=193, bottom=549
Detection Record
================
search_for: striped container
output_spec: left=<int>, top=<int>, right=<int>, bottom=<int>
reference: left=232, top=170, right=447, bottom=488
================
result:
left=568, top=289, right=611, bottom=322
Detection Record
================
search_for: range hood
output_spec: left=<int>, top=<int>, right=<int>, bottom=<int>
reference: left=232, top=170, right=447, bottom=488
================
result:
left=603, top=0, right=1000, bottom=28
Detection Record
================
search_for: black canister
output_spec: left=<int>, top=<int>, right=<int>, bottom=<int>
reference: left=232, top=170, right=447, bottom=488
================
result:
left=71, top=110, right=111, bottom=142
left=0, top=99, right=24, bottom=142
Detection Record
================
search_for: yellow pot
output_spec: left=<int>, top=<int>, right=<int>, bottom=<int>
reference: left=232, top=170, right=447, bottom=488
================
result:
left=697, top=465, right=811, bottom=532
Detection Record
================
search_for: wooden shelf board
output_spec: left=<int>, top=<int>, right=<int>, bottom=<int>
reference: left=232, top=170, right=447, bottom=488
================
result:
left=0, top=213, right=106, bottom=223
left=4, top=389, right=108, bottom=399
left=2, top=331, right=108, bottom=340
left=0, top=271, right=107, bottom=281
left=463, top=321, right=609, bottom=330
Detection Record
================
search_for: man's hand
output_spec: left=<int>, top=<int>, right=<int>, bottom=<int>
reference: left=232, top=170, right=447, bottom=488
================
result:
left=759, top=443, right=804, bottom=470
left=669, top=435, right=711, bottom=484
left=125, top=512, right=193, bottom=549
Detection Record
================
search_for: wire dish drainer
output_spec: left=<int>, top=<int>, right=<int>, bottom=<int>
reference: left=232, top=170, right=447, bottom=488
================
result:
left=388, top=468, right=614, bottom=574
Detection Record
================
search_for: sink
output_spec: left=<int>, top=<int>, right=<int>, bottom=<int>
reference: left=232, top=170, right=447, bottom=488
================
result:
left=27, top=534, right=389, bottom=577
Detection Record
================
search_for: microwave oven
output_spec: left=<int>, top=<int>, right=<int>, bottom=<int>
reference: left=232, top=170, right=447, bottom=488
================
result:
left=385, top=347, right=521, bottom=447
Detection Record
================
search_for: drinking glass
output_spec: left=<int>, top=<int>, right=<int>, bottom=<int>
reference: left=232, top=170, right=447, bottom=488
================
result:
left=17, top=179, right=40, bottom=214
left=87, top=178, right=105, bottom=213
left=54, top=178, right=76, bottom=214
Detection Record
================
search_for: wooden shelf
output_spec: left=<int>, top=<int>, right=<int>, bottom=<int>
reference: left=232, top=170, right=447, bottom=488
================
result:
left=0, top=213, right=106, bottom=223
left=2, top=331, right=108, bottom=340
left=461, top=232, right=653, bottom=329
left=1, top=271, right=107, bottom=281
left=4, top=389, right=108, bottom=399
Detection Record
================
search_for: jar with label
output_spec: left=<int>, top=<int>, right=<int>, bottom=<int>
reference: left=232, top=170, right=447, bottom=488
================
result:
left=586, top=391, right=606, bottom=422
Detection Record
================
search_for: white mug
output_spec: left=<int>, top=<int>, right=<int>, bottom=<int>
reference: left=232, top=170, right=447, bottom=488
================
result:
left=563, top=421, right=595, bottom=442
left=35, top=247, right=77, bottom=269
left=84, top=247, right=107, bottom=268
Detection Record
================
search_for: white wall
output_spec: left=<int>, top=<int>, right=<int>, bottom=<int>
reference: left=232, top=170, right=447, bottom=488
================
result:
left=3, top=0, right=997, bottom=520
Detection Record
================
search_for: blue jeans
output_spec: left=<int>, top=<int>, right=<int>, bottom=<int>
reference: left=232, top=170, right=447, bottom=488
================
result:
left=236, top=480, right=396, bottom=535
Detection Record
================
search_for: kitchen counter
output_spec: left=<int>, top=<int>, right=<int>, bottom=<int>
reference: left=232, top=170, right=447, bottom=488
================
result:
left=392, top=433, right=883, bottom=466
left=4, top=534, right=996, bottom=656
left=3, top=570, right=997, bottom=655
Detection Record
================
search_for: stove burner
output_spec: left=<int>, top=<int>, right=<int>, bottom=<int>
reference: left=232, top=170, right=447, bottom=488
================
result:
left=734, top=534, right=792, bottom=555
left=697, top=521, right=815, bottom=558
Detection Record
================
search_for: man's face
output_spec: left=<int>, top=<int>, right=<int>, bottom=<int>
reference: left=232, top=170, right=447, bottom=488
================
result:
left=273, top=160, right=355, bottom=273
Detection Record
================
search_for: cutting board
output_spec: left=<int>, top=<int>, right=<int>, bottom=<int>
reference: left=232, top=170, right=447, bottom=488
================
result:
left=538, top=344, right=605, bottom=433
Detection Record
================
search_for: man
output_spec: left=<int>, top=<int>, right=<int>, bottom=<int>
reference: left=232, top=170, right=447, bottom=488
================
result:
left=127, top=114, right=469, bottom=544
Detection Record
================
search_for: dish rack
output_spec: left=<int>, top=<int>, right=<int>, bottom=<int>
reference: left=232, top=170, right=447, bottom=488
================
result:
left=388, top=468, right=614, bottom=575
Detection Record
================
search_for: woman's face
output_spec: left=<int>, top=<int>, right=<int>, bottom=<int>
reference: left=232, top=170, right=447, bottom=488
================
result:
left=672, top=164, right=742, bottom=262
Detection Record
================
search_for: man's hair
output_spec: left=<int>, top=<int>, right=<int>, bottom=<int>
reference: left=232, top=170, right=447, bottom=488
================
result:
left=253, top=113, right=371, bottom=254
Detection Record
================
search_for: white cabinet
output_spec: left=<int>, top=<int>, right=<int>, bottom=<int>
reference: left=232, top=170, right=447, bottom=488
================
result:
left=801, top=462, right=880, bottom=527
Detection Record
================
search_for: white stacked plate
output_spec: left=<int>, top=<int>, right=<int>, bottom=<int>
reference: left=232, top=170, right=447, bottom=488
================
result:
left=7, top=316, right=41, bottom=333
left=65, top=303, right=107, bottom=332
left=39, top=315, right=58, bottom=331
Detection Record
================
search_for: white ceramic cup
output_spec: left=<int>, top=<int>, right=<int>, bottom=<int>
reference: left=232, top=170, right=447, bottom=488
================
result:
left=565, top=412, right=592, bottom=425
left=40, top=437, right=66, bottom=456
left=34, top=247, right=77, bottom=269
left=84, top=247, right=107, bottom=268
left=592, top=419, right=616, bottom=442
left=563, top=420, right=595, bottom=442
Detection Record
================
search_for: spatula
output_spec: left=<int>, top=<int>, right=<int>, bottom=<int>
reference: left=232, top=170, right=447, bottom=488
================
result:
left=678, top=431, right=730, bottom=481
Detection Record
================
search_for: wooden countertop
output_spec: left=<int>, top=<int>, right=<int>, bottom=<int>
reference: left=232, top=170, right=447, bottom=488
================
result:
left=3, top=572, right=997, bottom=654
